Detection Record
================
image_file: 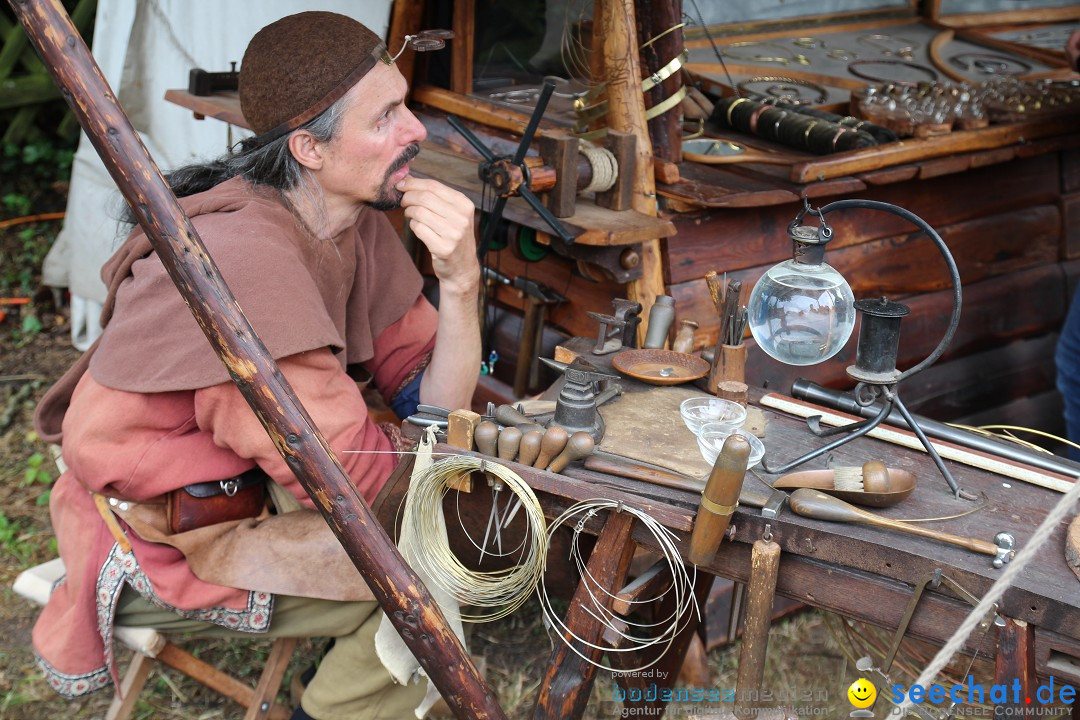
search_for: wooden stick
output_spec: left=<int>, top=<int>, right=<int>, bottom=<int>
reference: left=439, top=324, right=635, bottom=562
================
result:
left=760, top=393, right=1074, bottom=494
left=534, top=511, right=637, bottom=718
left=8, top=2, right=505, bottom=716
left=734, top=538, right=781, bottom=714
left=704, top=270, right=725, bottom=314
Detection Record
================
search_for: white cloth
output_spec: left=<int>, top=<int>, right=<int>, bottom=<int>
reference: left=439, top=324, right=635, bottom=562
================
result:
left=375, top=428, right=467, bottom=719
left=45, top=0, right=393, bottom=346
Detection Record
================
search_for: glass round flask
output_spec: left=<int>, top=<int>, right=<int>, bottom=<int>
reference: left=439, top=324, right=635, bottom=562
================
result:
left=747, top=226, right=856, bottom=366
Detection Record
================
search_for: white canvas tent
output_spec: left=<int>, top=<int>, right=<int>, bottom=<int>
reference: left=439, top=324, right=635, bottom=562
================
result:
left=44, top=0, right=392, bottom=349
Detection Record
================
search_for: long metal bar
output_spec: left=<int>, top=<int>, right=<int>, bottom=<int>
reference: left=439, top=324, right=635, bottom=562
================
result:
left=792, top=379, right=1080, bottom=479
left=9, top=1, right=505, bottom=716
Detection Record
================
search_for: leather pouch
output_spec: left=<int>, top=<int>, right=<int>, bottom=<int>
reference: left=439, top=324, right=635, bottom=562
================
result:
left=166, top=468, right=267, bottom=534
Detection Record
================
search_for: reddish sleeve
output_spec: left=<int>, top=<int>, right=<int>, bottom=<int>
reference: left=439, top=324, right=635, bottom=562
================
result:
left=365, top=294, right=438, bottom=406
left=193, top=349, right=398, bottom=505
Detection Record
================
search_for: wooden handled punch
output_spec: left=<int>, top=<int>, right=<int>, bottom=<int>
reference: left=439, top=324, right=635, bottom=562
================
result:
left=517, top=429, right=544, bottom=467
left=689, top=434, right=751, bottom=566
left=474, top=421, right=499, bottom=457
left=788, top=488, right=1000, bottom=556
left=494, top=404, right=544, bottom=435
left=497, top=426, right=523, bottom=462
left=533, top=426, right=569, bottom=470
left=547, top=432, right=594, bottom=473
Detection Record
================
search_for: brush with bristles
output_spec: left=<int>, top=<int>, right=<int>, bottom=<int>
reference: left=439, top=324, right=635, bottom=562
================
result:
left=833, top=461, right=891, bottom=493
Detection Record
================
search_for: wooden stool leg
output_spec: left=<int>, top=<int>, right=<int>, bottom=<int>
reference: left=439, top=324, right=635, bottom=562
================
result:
left=245, top=637, right=299, bottom=720
left=533, top=511, right=636, bottom=719
left=106, top=651, right=156, bottom=720
left=156, top=640, right=293, bottom=719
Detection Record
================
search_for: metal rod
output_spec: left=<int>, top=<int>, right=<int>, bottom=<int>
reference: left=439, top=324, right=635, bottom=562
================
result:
left=792, top=379, right=1080, bottom=479
left=760, top=397, right=892, bottom=475
left=8, top=2, right=505, bottom=716
left=890, top=390, right=963, bottom=498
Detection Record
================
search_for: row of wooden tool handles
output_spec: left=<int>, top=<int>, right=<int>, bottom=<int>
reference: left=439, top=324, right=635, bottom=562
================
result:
left=444, top=404, right=596, bottom=479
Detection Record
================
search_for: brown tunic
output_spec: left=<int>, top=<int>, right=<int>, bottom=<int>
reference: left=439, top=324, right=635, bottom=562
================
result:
left=31, top=177, right=436, bottom=697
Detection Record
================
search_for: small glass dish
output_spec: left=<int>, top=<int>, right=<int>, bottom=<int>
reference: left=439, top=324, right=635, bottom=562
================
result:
left=680, top=397, right=747, bottom=435
left=696, top=423, right=764, bottom=468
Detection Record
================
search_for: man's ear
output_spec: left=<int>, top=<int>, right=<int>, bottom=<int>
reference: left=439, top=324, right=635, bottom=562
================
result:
left=289, top=130, right=324, bottom=171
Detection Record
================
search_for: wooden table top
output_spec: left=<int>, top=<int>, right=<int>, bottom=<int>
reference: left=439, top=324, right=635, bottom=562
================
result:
left=537, top=337, right=1080, bottom=660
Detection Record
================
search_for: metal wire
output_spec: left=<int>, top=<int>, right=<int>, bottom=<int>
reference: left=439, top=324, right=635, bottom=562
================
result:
left=403, top=456, right=548, bottom=622
left=536, top=500, right=699, bottom=673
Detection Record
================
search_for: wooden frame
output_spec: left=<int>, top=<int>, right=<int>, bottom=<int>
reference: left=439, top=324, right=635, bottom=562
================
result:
left=926, top=0, right=1080, bottom=28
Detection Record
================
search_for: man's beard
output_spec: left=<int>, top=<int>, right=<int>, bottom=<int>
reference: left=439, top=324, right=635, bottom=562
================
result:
left=368, top=142, right=421, bottom=211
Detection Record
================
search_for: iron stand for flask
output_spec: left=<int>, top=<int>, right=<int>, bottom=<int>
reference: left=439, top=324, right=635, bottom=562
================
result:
left=758, top=199, right=974, bottom=500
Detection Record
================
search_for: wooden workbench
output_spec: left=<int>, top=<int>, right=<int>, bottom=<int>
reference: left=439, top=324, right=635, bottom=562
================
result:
left=377, top=335, right=1080, bottom=718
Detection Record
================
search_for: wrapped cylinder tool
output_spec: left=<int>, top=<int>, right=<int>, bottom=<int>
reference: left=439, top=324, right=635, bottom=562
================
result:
left=711, top=97, right=878, bottom=154
left=771, top=100, right=898, bottom=144
left=689, top=434, right=751, bottom=565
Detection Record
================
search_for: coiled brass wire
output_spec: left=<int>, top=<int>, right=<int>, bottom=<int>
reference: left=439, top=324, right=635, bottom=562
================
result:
left=403, top=456, right=548, bottom=623
left=536, top=500, right=699, bottom=673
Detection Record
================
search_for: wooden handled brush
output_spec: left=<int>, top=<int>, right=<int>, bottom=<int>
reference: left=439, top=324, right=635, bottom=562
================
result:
left=832, top=461, right=891, bottom=492
left=788, top=488, right=999, bottom=556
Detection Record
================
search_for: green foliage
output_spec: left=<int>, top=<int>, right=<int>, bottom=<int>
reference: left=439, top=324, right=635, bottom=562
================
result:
left=0, top=137, right=74, bottom=300
left=0, top=511, right=33, bottom=564
left=23, top=452, right=52, bottom=486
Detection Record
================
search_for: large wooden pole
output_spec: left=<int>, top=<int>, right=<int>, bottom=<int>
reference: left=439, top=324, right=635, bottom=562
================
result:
left=9, top=2, right=505, bottom=717
left=640, top=0, right=683, bottom=164
left=597, top=0, right=666, bottom=344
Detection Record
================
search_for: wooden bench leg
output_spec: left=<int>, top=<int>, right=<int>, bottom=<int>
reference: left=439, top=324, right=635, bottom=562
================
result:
left=611, top=566, right=715, bottom=717
left=533, top=511, right=636, bottom=719
left=995, top=617, right=1036, bottom=720
left=106, top=651, right=156, bottom=720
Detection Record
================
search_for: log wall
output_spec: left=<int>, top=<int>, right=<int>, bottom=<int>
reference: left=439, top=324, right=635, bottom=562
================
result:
left=487, top=147, right=1079, bottom=433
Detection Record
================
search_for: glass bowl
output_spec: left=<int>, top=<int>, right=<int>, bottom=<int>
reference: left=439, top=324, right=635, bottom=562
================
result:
left=696, top=423, right=764, bottom=468
left=680, top=397, right=747, bottom=435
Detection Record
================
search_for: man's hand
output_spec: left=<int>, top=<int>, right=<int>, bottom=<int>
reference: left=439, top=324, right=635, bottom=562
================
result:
left=1067, top=29, right=1080, bottom=72
left=397, top=177, right=479, bottom=296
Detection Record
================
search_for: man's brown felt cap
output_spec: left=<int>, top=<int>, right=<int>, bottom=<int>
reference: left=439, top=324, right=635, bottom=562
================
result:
left=239, top=11, right=385, bottom=139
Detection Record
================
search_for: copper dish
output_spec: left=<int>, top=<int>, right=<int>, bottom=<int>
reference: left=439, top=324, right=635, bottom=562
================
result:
left=611, top=349, right=710, bottom=386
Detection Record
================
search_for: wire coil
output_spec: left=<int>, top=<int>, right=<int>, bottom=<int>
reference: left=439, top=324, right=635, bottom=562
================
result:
left=403, top=455, right=548, bottom=623
left=536, top=500, right=699, bottom=673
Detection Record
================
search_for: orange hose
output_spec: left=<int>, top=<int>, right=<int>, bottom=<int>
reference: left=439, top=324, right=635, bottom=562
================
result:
left=0, top=211, right=66, bottom=229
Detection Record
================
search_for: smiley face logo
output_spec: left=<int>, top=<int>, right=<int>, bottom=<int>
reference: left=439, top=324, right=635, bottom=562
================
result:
left=848, top=678, right=877, bottom=709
